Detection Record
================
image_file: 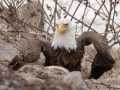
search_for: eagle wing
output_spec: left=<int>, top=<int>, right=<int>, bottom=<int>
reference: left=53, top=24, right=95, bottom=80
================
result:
left=8, top=31, right=115, bottom=79
left=8, top=38, right=51, bottom=70
left=77, top=31, right=115, bottom=79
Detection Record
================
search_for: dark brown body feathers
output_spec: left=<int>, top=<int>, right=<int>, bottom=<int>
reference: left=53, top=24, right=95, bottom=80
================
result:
left=8, top=31, right=115, bottom=79
left=43, top=46, right=84, bottom=71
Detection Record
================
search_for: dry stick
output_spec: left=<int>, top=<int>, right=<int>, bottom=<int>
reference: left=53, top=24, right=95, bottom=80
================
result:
left=47, top=3, right=57, bottom=33
left=38, top=0, right=51, bottom=30
left=0, top=17, right=27, bottom=48
left=96, top=0, right=107, bottom=16
left=101, top=0, right=109, bottom=14
left=108, top=1, right=120, bottom=47
left=53, top=1, right=57, bottom=31
left=39, top=1, right=55, bottom=30
left=16, top=0, right=26, bottom=10
left=41, top=0, right=44, bottom=9
left=28, top=2, right=44, bottom=36
left=80, top=4, right=88, bottom=33
left=110, top=31, right=118, bottom=48
left=88, top=4, right=106, bottom=16
left=70, top=1, right=82, bottom=32
left=102, top=0, right=117, bottom=43
left=0, top=13, right=37, bottom=42
left=108, top=27, right=120, bottom=44
left=90, top=79, right=120, bottom=89
left=111, top=1, right=117, bottom=43
left=67, top=0, right=74, bottom=16
left=54, top=1, right=57, bottom=29
left=37, top=3, right=43, bottom=29
left=97, top=11, right=119, bottom=29
left=29, top=2, right=55, bottom=31
left=11, top=0, right=15, bottom=7
left=104, top=1, right=113, bottom=38
left=54, top=0, right=97, bottom=32
left=0, top=14, right=20, bottom=33
left=17, top=19, right=53, bottom=37
left=11, top=0, right=18, bottom=17
left=39, top=0, right=52, bottom=25
left=66, top=0, right=74, bottom=19
left=13, top=9, right=53, bottom=37
left=112, top=1, right=116, bottom=27
left=29, top=2, right=42, bottom=19
left=8, top=59, right=20, bottom=70
left=3, top=0, right=9, bottom=7
left=85, top=1, right=120, bottom=27
left=85, top=49, right=94, bottom=58
left=109, top=42, right=119, bottom=49
left=88, top=0, right=105, bottom=31
left=6, top=0, right=11, bottom=5
left=70, top=2, right=81, bottom=21
left=0, top=1, right=7, bottom=10
left=56, top=1, right=61, bottom=19
left=85, top=1, right=120, bottom=43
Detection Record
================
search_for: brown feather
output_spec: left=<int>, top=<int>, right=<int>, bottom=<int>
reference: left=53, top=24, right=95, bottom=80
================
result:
left=42, top=46, right=84, bottom=71
left=78, top=31, right=115, bottom=79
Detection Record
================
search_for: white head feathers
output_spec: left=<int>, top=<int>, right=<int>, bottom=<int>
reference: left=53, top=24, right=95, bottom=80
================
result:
left=51, top=18, right=77, bottom=52
left=56, top=18, right=70, bottom=25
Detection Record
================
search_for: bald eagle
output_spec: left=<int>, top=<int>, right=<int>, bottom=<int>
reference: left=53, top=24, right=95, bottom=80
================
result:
left=8, top=18, right=115, bottom=79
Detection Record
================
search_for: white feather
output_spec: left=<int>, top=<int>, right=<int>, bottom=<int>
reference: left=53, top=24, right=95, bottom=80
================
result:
left=51, top=18, right=77, bottom=52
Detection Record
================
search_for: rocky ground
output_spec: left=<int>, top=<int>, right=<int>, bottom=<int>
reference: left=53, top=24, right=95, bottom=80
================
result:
left=0, top=35, right=120, bottom=90
left=0, top=38, right=89, bottom=90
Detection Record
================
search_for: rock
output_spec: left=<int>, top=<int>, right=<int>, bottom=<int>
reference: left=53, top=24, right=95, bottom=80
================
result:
left=62, top=71, right=89, bottom=90
left=0, top=69, right=73, bottom=90
left=18, top=1, right=44, bottom=29
left=0, top=39, right=19, bottom=71
left=17, top=65, right=69, bottom=80
left=0, top=39, right=19, bottom=61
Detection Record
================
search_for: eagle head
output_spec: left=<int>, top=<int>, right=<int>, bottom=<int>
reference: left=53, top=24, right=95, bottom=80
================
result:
left=52, top=18, right=77, bottom=52
left=57, top=19, right=70, bottom=34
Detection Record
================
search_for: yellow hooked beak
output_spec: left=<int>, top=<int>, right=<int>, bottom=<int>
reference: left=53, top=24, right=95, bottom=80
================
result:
left=58, top=24, right=64, bottom=34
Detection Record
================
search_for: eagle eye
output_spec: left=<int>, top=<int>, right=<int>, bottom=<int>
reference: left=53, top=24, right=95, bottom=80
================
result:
left=65, top=23, right=68, bottom=25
